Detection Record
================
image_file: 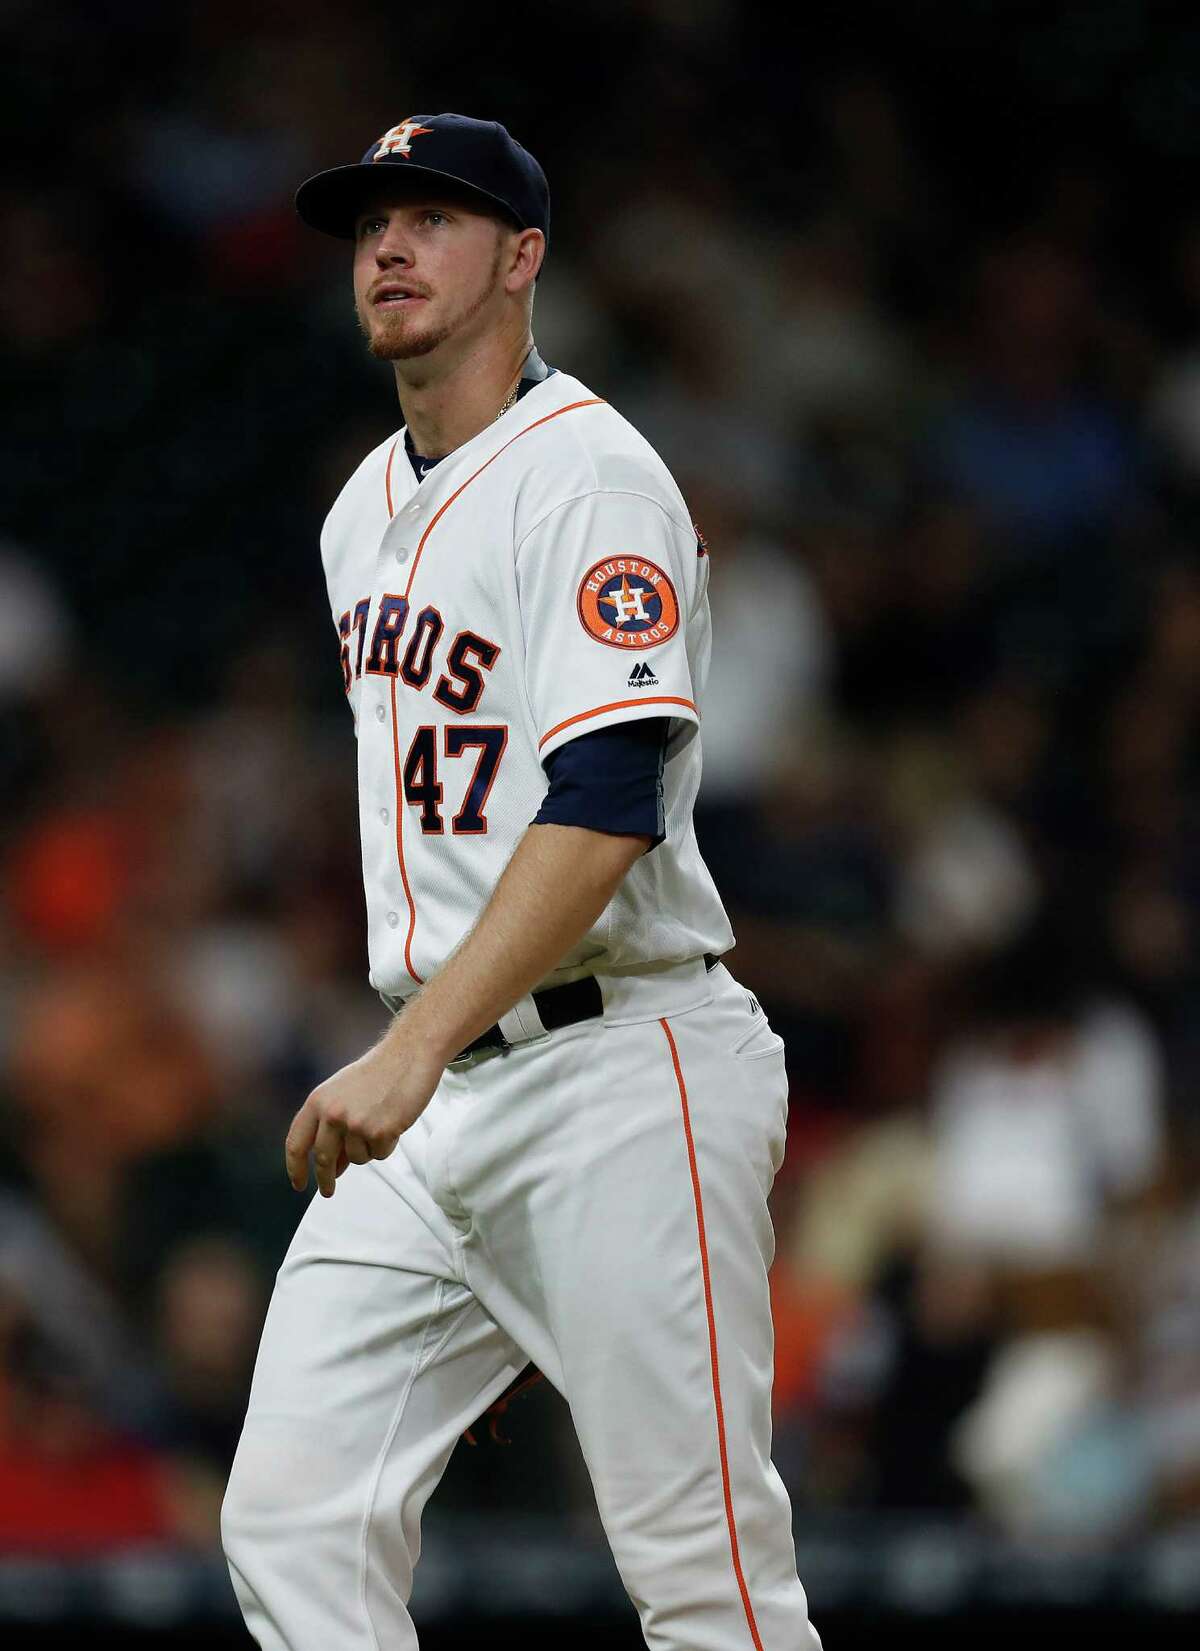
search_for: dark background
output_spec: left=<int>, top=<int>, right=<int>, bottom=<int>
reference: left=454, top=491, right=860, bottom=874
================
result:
left=3, top=0, right=1200, bottom=1644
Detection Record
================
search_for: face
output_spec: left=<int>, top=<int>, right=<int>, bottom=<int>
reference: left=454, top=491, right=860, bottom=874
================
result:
left=352, top=195, right=511, bottom=362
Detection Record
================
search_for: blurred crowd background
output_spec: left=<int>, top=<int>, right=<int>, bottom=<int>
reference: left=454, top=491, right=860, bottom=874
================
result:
left=5, top=0, right=1200, bottom=1631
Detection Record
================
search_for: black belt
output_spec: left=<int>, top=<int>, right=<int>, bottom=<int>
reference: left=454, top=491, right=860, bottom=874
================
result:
left=453, top=954, right=721, bottom=1062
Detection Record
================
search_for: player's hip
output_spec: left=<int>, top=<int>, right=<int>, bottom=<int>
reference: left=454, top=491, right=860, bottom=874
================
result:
left=433, top=959, right=789, bottom=1207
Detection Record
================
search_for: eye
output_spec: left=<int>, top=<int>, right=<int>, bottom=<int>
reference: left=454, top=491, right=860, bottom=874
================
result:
left=423, top=210, right=449, bottom=226
left=357, top=216, right=387, bottom=240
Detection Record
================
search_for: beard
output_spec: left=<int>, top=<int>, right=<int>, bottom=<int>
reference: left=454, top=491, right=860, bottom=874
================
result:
left=365, top=310, right=452, bottom=361
left=359, top=241, right=502, bottom=362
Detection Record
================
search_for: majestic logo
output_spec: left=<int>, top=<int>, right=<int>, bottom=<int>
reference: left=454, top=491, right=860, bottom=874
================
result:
left=374, top=118, right=434, bottom=160
left=577, top=556, right=680, bottom=649
left=628, top=661, right=659, bottom=687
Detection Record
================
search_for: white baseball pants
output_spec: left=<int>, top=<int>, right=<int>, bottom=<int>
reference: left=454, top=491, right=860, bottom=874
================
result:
left=222, top=961, right=821, bottom=1651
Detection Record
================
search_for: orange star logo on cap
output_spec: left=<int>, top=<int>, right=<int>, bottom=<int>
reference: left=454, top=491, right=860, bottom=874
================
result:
left=374, top=119, right=434, bottom=160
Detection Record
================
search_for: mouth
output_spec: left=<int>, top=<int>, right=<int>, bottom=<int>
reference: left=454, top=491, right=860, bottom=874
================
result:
left=372, top=284, right=429, bottom=310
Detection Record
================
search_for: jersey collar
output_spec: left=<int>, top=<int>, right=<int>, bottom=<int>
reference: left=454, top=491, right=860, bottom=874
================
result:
left=404, top=348, right=556, bottom=482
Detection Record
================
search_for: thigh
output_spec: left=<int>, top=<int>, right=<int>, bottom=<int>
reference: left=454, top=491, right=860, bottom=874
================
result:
left=552, top=983, right=786, bottom=1482
left=244, top=1144, right=478, bottom=1423
left=570, top=992, right=809, bottom=1645
left=455, top=978, right=815, bottom=1647
left=227, top=1136, right=528, bottom=1631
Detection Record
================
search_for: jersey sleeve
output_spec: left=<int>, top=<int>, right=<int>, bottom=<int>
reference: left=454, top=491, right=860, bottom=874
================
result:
left=515, top=489, right=701, bottom=763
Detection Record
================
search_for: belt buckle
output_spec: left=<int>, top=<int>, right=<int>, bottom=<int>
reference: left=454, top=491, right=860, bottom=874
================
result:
left=449, top=1026, right=509, bottom=1068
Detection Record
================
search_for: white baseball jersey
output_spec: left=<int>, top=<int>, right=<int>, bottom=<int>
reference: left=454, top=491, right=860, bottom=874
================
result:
left=320, top=367, right=735, bottom=1001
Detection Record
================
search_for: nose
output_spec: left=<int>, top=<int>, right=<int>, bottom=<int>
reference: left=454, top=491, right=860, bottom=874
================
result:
left=375, top=218, right=415, bottom=268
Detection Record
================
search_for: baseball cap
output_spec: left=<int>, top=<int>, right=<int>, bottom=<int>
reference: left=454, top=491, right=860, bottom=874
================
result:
left=295, top=113, right=550, bottom=242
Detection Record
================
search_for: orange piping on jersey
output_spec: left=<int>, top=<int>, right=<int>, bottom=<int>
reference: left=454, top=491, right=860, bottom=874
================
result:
left=538, top=696, right=696, bottom=751
left=384, top=439, right=399, bottom=517
left=402, top=399, right=605, bottom=599
left=659, top=1017, right=765, bottom=1651
left=388, top=676, right=424, bottom=985
left=381, top=396, right=605, bottom=982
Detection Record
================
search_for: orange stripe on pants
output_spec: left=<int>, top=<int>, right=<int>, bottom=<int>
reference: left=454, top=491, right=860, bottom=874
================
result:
left=659, top=1015, right=766, bottom=1651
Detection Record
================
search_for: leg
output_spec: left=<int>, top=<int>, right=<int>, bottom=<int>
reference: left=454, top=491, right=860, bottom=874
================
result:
left=221, top=1119, right=525, bottom=1651
left=453, top=969, right=822, bottom=1651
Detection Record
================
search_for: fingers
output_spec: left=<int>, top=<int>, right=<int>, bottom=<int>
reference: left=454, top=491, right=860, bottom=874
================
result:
left=343, top=1132, right=372, bottom=1166
left=285, top=1083, right=403, bottom=1197
left=312, top=1117, right=345, bottom=1198
left=335, top=1129, right=399, bottom=1172
left=285, top=1099, right=320, bottom=1191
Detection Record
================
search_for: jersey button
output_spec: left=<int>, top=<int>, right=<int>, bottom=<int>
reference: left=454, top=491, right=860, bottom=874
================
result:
left=379, top=807, right=390, bottom=824
left=386, top=911, right=400, bottom=928
left=375, top=704, right=386, bottom=722
left=395, top=546, right=411, bottom=564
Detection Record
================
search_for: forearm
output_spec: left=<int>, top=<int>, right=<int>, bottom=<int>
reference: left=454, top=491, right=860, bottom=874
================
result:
left=394, top=823, right=649, bottom=1065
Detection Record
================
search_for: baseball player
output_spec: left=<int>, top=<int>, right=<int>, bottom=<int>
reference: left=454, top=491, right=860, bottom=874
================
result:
left=221, top=113, right=822, bottom=1651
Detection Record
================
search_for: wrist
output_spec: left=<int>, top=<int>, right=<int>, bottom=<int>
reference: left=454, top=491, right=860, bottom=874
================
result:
left=390, top=990, right=465, bottom=1070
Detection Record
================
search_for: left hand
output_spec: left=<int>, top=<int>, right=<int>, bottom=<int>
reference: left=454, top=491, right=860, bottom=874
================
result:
left=285, top=1037, right=446, bottom=1198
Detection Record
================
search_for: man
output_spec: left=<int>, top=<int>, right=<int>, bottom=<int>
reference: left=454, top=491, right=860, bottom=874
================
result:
left=222, top=113, right=821, bottom=1651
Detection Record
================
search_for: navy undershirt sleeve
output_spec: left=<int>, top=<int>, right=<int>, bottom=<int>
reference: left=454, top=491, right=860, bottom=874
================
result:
left=533, top=718, right=668, bottom=848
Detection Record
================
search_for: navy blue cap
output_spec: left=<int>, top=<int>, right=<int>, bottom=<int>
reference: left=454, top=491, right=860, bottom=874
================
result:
left=295, top=113, right=549, bottom=242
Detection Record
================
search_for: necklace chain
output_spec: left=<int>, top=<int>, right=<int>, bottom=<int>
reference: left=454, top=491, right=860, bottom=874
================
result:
left=494, top=376, right=521, bottom=423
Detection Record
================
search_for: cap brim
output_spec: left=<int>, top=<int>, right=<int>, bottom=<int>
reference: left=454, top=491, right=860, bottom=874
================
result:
left=295, top=161, right=525, bottom=239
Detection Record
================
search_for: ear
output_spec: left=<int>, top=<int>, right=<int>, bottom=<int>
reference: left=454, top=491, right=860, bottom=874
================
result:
left=504, top=228, right=545, bottom=296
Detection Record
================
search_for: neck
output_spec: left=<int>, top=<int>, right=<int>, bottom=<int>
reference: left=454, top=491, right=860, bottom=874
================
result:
left=394, top=324, right=534, bottom=459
